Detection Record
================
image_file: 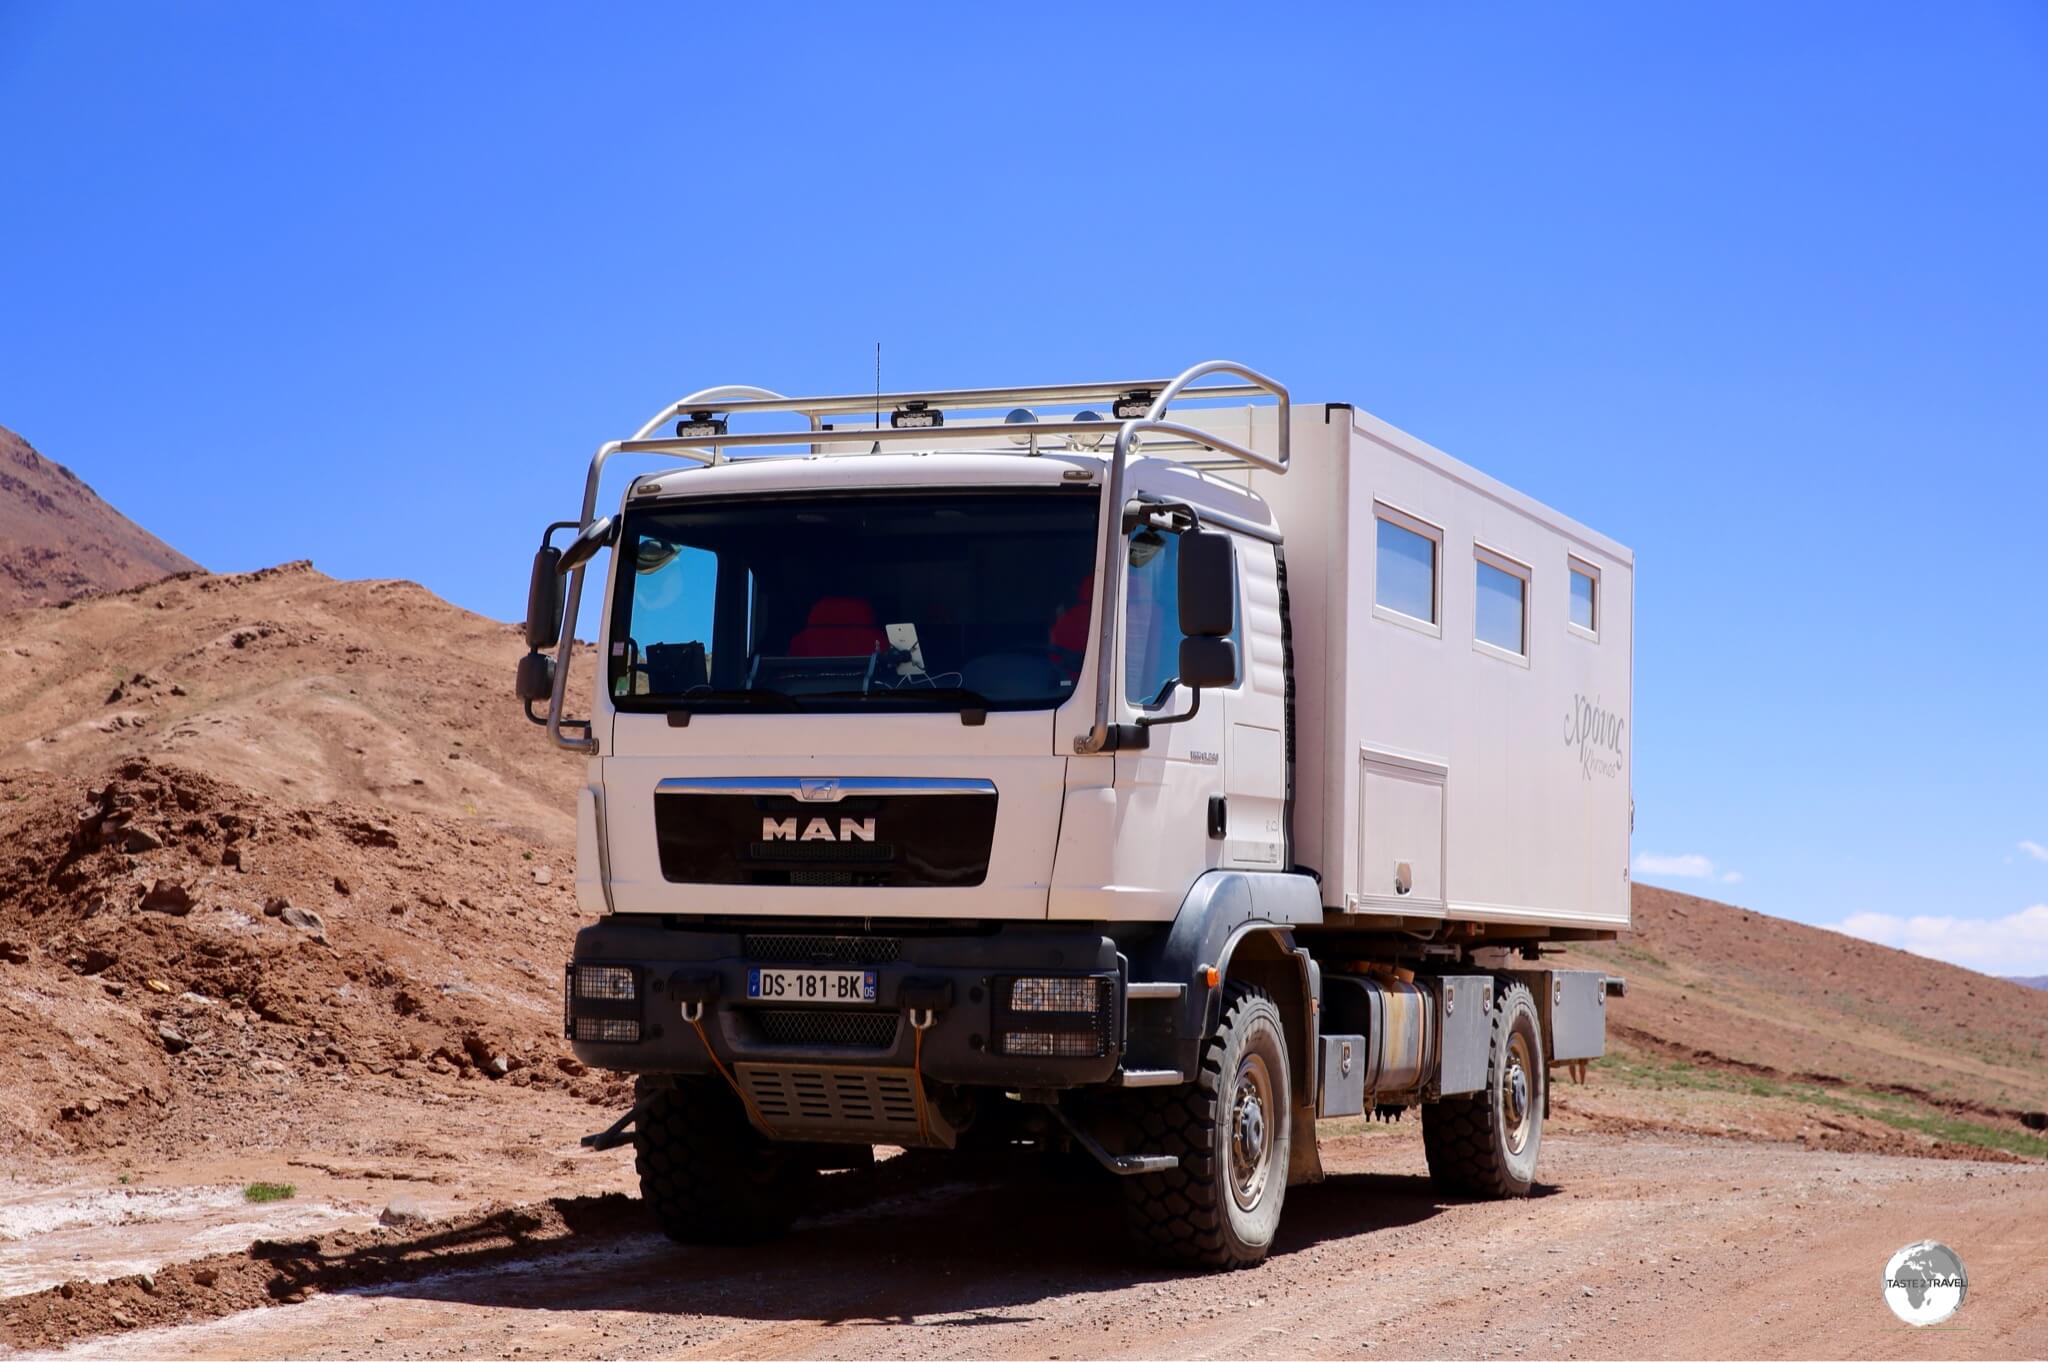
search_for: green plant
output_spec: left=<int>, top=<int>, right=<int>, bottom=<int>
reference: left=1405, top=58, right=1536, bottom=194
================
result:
left=243, top=1181, right=296, bottom=1203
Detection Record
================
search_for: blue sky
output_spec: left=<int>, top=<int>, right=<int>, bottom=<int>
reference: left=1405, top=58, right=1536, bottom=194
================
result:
left=3, top=4, right=2045, bottom=969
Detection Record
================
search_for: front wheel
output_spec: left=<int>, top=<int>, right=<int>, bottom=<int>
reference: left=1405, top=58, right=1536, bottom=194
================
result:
left=634, top=1076, right=811, bottom=1244
left=1421, top=979, right=1545, bottom=1197
left=1120, top=982, right=1292, bottom=1267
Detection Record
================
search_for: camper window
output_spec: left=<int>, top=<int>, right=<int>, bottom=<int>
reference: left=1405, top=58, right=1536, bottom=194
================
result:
left=1373, top=505, right=1441, bottom=635
left=1474, top=546, right=1530, bottom=664
left=1568, top=558, right=1599, bottom=639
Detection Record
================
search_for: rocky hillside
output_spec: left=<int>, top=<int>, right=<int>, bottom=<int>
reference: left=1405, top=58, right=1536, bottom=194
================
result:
left=0, top=757, right=623, bottom=1157
left=0, top=560, right=583, bottom=845
left=1558, top=884, right=2048, bottom=1159
left=0, top=426, right=198, bottom=612
left=1573, top=884, right=2048, bottom=1115
left=0, top=560, right=603, bottom=1158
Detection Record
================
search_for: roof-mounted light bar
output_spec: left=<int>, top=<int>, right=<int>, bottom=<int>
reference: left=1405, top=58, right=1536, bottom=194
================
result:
left=1112, top=390, right=1157, bottom=420
left=890, top=402, right=942, bottom=430
left=674, top=412, right=727, bottom=439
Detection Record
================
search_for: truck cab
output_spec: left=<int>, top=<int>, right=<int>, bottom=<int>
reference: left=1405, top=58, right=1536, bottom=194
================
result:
left=523, top=362, right=1631, bottom=1266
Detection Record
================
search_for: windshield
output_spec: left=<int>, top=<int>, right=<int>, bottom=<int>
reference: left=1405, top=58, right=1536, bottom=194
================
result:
left=607, top=488, right=1101, bottom=713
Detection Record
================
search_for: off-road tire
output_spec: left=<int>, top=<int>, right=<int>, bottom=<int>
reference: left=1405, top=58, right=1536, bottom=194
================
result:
left=1422, top=979, right=1544, bottom=1197
left=634, top=1076, right=807, bottom=1244
left=1119, top=982, right=1292, bottom=1268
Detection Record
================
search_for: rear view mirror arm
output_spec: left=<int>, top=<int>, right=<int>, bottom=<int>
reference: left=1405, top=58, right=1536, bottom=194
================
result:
left=547, top=441, right=624, bottom=755
left=1135, top=684, right=1200, bottom=730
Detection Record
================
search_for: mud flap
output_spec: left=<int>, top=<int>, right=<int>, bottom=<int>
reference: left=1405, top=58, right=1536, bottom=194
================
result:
left=1287, top=1090, right=1324, bottom=1186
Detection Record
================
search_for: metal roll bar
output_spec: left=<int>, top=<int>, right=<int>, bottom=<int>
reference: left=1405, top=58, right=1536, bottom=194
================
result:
left=543, top=362, right=1289, bottom=755
left=1076, top=361, right=1290, bottom=755
left=547, top=386, right=788, bottom=752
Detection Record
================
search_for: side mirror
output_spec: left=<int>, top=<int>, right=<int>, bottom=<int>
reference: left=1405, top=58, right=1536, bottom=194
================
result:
left=525, top=544, right=564, bottom=650
left=1178, top=635, right=1239, bottom=690
left=515, top=650, right=556, bottom=704
left=1134, top=528, right=1240, bottom=736
left=557, top=515, right=616, bottom=575
left=1176, top=529, right=1237, bottom=640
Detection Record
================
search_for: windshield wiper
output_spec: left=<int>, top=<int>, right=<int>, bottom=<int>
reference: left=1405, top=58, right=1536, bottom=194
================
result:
left=803, top=685, right=997, bottom=726
left=659, top=687, right=798, bottom=726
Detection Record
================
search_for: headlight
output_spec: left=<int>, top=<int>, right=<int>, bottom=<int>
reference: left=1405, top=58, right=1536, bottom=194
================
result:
left=573, top=964, right=637, bottom=1001
left=997, top=1030, right=1102, bottom=1058
left=574, top=1017, right=641, bottom=1043
left=1007, top=976, right=1103, bottom=1013
left=993, top=973, right=1116, bottom=1060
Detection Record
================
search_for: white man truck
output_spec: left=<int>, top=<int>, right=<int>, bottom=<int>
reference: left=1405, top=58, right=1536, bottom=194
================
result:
left=521, top=361, right=1632, bottom=1267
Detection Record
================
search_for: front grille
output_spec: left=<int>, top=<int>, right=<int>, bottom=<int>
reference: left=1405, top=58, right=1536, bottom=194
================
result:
left=737, top=1065, right=921, bottom=1133
left=746, top=1008, right=901, bottom=1050
left=744, top=934, right=903, bottom=965
left=655, top=788, right=996, bottom=887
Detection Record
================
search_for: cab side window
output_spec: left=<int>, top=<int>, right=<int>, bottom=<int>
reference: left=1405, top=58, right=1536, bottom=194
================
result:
left=1124, top=529, right=1240, bottom=709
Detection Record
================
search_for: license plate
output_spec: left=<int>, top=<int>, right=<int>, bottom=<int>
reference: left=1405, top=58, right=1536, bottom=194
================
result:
left=747, top=967, right=878, bottom=1005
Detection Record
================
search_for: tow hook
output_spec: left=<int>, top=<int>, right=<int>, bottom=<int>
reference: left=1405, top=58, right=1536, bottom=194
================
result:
left=1042, top=1103, right=1178, bottom=1176
left=580, top=1104, right=638, bottom=1152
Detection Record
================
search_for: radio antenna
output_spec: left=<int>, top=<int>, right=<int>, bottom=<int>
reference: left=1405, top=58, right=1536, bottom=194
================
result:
left=874, top=342, right=882, bottom=429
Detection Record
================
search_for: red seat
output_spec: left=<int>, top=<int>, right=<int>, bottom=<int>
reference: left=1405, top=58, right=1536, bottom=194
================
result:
left=788, top=597, right=886, bottom=658
left=1048, top=575, right=1094, bottom=674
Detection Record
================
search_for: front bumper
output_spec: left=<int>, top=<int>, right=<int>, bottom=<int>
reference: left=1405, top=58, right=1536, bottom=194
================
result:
left=565, top=919, right=1126, bottom=1090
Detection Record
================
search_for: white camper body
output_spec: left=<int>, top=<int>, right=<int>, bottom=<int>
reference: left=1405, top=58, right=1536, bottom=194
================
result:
left=1248, top=405, right=1634, bottom=932
left=534, top=362, right=1634, bottom=1269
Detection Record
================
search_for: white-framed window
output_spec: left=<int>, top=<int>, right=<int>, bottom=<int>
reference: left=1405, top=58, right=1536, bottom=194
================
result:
left=1473, top=544, right=1530, bottom=664
left=1568, top=556, right=1600, bottom=640
left=1372, top=503, right=1442, bottom=637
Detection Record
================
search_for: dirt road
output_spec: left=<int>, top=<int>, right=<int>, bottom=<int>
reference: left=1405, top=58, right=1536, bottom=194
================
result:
left=6, top=1130, right=2041, bottom=1361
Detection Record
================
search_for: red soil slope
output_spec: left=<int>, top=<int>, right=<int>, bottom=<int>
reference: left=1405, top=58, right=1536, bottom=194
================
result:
left=0, top=426, right=199, bottom=612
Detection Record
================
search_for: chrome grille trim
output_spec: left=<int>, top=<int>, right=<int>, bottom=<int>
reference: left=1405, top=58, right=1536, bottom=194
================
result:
left=657, top=776, right=996, bottom=801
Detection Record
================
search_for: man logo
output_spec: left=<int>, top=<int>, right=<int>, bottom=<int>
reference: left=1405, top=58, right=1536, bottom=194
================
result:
left=762, top=817, right=876, bottom=843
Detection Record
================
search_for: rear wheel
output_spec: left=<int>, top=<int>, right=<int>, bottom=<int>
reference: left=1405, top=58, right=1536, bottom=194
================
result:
left=1120, top=982, right=1291, bottom=1267
left=1422, top=980, right=1544, bottom=1197
left=634, top=1076, right=810, bottom=1244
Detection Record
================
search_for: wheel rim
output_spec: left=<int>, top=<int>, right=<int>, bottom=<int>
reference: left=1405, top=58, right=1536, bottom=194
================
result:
left=1229, top=1052, right=1276, bottom=1211
left=1503, top=1028, right=1535, bottom=1156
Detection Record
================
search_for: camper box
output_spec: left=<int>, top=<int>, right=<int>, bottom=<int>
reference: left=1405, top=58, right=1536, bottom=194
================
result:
left=1213, top=403, right=1635, bottom=935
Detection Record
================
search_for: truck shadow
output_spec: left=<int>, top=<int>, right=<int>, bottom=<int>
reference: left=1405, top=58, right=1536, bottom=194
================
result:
left=336, top=1154, right=1493, bottom=1326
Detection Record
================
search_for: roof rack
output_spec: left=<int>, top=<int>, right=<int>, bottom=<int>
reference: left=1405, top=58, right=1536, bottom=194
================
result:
left=546, top=360, right=1289, bottom=753
left=611, top=374, right=1275, bottom=462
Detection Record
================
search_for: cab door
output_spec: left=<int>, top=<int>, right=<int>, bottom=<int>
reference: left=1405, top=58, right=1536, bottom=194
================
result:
left=1108, top=511, right=1233, bottom=911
